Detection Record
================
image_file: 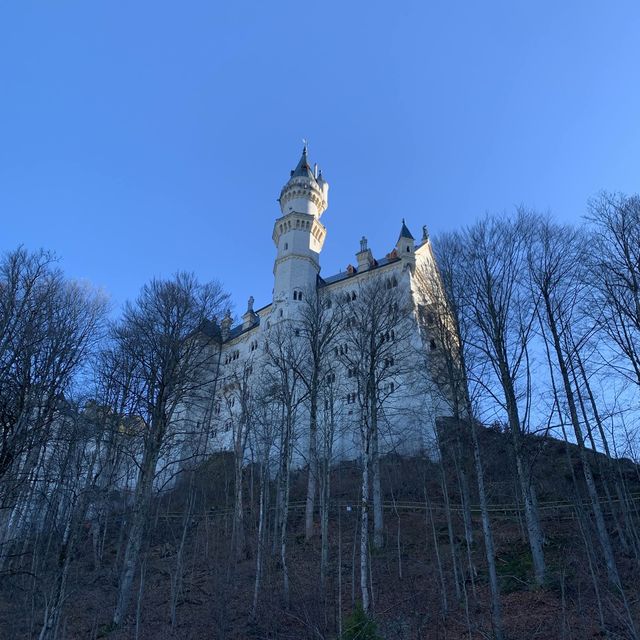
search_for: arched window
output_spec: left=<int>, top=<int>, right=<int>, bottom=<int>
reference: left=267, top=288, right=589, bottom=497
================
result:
left=430, top=339, right=437, bottom=351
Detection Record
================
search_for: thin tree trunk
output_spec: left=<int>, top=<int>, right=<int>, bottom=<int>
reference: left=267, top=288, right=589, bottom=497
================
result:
left=360, top=449, right=371, bottom=613
left=370, top=398, right=383, bottom=550
left=251, top=460, right=269, bottom=619
left=543, top=299, right=621, bottom=587
left=425, top=487, right=448, bottom=618
left=232, top=451, right=246, bottom=562
left=468, top=418, right=503, bottom=640
left=320, top=456, right=331, bottom=588
left=501, top=364, right=546, bottom=586
left=113, top=441, right=158, bottom=627
left=305, top=387, right=318, bottom=541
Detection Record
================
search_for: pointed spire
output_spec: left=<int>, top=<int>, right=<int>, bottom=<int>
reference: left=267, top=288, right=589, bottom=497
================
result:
left=398, top=218, right=414, bottom=242
left=291, top=144, right=314, bottom=179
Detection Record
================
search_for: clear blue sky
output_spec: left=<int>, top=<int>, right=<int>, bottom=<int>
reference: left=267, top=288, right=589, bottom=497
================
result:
left=1, top=1, right=639, bottom=316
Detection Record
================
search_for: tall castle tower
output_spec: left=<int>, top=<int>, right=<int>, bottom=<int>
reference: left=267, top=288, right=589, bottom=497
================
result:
left=272, top=146, right=329, bottom=311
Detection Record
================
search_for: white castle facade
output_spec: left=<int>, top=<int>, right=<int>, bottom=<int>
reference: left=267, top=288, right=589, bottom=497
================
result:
left=173, top=147, right=452, bottom=473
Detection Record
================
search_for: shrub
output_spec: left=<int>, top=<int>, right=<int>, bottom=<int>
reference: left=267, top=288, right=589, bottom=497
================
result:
left=342, top=603, right=383, bottom=640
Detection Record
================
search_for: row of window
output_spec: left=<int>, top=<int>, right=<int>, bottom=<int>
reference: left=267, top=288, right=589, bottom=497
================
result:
left=216, top=376, right=396, bottom=416
left=279, top=218, right=312, bottom=235
left=224, top=350, right=240, bottom=365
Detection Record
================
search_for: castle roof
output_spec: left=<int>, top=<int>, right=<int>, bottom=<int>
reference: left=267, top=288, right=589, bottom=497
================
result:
left=397, top=219, right=414, bottom=241
left=320, top=254, right=401, bottom=286
left=290, top=145, right=315, bottom=180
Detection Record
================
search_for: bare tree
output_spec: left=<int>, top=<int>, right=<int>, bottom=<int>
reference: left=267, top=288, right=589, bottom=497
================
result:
left=295, top=288, right=343, bottom=541
left=0, top=248, right=107, bottom=561
left=429, top=233, right=504, bottom=639
left=111, top=272, right=228, bottom=627
left=527, top=216, right=624, bottom=587
left=250, top=387, right=279, bottom=619
left=587, top=192, right=640, bottom=387
left=219, top=359, right=256, bottom=561
left=455, top=212, right=546, bottom=586
left=339, top=275, right=413, bottom=610
left=262, top=319, right=306, bottom=607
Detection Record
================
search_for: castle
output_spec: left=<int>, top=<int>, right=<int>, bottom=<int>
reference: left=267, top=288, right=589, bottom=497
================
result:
left=176, top=146, right=451, bottom=470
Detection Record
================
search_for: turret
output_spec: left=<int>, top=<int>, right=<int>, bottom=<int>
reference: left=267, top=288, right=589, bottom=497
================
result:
left=278, top=145, right=328, bottom=218
left=356, top=236, right=374, bottom=272
left=221, top=309, right=232, bottom=341
left=242, top=296, right=258, bottom=330
left=396, top=219, right=416, bottom=267
left=272, top=146, right=329, bottom=307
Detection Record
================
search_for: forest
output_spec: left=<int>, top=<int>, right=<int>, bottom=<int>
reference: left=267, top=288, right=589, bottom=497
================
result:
left=1, top=191, right=640, bottom=640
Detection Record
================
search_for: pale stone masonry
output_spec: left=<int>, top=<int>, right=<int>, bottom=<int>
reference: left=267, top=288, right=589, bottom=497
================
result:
left=168, top=146, right=451, bottom=477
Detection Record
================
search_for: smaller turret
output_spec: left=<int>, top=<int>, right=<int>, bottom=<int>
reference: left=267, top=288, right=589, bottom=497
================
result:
left=316, top=170, right=329, bottom=208
left=396, top=219, right=416, bottom=267
left=221, top=309, right=232, bottom=341
left=242, top=296, right=258, bottom=330
left=356, top=236, right=374, bottom=272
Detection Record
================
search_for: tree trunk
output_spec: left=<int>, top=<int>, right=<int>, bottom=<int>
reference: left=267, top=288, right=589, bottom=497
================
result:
left=370, top=392, right=383, bottom=550
left=279, top=414, right=293, bottom=608
left=543, top=296, right=621, bottom=587
left=499, top=357, right=546, bottom=586
left=320, top=456, right=330, bottom=588
left=305, top=385, right=318, bottom=541
left=468, top=418, right=503, bottom=639
left=232, top=452, right=246, bottom=562
left=113, top=440, right=158, bottom=627
left=360, top=448, right=371, bottom=613
left=252, top=459, right=269, bottom=619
